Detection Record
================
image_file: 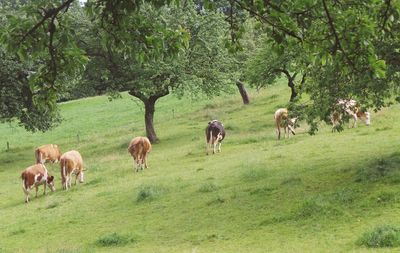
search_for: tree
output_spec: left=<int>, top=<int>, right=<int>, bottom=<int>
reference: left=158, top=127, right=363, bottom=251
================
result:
left=79, top=2, right=232, bottom=142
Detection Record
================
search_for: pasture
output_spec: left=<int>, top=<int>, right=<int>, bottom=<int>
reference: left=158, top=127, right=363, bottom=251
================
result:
left=1, top=81, right=400, bottom=252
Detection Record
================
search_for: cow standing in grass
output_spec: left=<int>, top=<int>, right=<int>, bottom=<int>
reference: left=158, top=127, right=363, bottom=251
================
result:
left=205, top=120, right=225, bottom=155
left=331, top=99, right=371, bottom=131
left=128, top=136, right=152, bottom=172
left=35, top=144, right=61, bottom=164
left=21, top=164, right=55, bottom=203
left=274, top=108, right=297, bottom=140
left=60, top=150, right=84, bottom=190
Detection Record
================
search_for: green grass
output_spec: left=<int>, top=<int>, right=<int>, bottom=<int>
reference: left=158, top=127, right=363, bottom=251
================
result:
left=1, top=82, right=400, bottom=252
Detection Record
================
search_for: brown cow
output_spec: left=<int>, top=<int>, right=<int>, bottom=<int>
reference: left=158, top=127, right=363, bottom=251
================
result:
left=35, top=144, right=61, bottom=164
left=21, top=164, right=55, bottom=203
left=128, top=136, right=152, bottom=172
left=274, top=108, right=297, bottom=140
left=60, top=150, right=84, bottom=190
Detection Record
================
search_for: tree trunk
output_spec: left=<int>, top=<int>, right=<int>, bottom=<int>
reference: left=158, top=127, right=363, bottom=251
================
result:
left=129, top=89, right=169, bottom=144
left=144, top=98, right=159, bottom=143
left=236, top=81, right=250, bottom=104
left=288, top=76, right=298, bottom=102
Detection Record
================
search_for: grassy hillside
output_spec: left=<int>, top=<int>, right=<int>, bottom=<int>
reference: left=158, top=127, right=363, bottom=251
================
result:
left=1, top=81, right=400, bottom=253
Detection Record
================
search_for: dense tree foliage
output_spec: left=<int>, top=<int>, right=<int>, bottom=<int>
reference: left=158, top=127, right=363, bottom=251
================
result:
left=1, top=0, right=400, bottom=134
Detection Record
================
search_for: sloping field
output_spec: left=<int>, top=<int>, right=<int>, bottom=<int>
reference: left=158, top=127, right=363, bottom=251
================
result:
left=1, top=82, right=400, bottom=253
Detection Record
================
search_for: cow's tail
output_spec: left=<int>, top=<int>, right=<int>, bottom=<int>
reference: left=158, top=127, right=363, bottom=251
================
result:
left=21, top=172, right=29, bottom=194
left=35, top=149, right=41, bottom=164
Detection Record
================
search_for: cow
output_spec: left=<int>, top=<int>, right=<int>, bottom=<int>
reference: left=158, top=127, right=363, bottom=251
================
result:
left=21, top=164, right=55, bottom=203
left=60, top=150, right=84, bottom=190
left=128, top=136, right=152, bottom=172
left=331, top=99, right=371, bottom=131
left=35, top=144, right=61, bottom=164
left=205, top=120, right=225, bottom=155
left=274, top=108, right=297, bottom=140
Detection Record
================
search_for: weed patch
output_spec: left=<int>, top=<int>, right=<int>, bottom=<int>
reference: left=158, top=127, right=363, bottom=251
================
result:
left=198, top=182, right=219, bottom=193
left=281, top=177, right=302, bottom=186
left=136, top=185, right=166, bottom=202
left=9, top=228, right=26, bottom=236
left=294, top=199, right=342, bottom=220
left=357, top=225, right=400, bottom=248
left=96, top=232, right=135, bottom=247
left=46, top=202, right=59, bottom=209
left=241, top=169, right=267, bottom=182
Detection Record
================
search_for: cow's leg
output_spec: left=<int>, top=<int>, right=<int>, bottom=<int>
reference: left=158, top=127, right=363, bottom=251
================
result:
left=218, top=142, right=222, bottom=153
left=43, top=183, right=46, bottom=195
left=25, top=188, right=30, bottom=203
left=79, top=171, right=84, bottom=183
left=22, top=182, right=30, bottom=203
left=35, top=186, right=38, bottom=198
left=353, top=114, right=358, bottom=128
left=213, top=141, right=217, bottom=154
left=144, top=153, right=149, bottom=169
left=277, top=127, right=281, bottom=140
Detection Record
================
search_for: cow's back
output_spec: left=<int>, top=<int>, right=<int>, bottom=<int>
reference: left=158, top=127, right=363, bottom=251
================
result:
left=60, top=150, right=83, bottom=172
left=35, top=144, right=61, bottom=163
left=206, top=120, right=225, bottom=142
left=21, top=164, right=46, bottom=188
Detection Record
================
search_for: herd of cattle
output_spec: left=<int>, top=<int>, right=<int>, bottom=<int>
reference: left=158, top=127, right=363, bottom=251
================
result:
left=19, top=99, right=370, bottom=203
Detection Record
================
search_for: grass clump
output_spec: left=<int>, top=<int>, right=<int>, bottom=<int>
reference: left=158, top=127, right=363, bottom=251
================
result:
left=96, top=232, right=134, bottom=247
left=136, top=185, right=166, bottom=202
left=357, top=225, right=400, bottom=248
left=241, top=169, right=266, bottom=182
left=294, top=199, right=342, bottom=219
left=355, top=155, right=400, bottom=183
left=46, top=202, right=59, bottom=209
left=198, top=182, right=219, bottom=193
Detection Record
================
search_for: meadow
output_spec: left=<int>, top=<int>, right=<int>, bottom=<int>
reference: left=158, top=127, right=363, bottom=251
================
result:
left=1, top=81, right=400, bottom=253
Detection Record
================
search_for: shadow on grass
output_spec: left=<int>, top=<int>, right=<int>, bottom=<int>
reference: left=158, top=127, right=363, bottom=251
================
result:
left=354, top=152, right=400, bottom=184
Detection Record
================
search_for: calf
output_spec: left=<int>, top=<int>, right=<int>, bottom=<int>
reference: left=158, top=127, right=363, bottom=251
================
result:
left=128, top=136, right=152, bottom=172
left=21, top=164, right=55, bottom=203
left=60, top=150, right=84, bottom=190
left=331, top=99, right=371, bottom=130
left=274, top=108, right=297, bottom=140
left=205, top=120, right=225, bottom=155
left=35, top=144, right=61, bottom=164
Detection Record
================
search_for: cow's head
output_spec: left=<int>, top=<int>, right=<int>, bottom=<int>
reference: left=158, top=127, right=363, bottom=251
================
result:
left=288, top=117, right=297, bottom=135
left=47, top=175, right=55, bottom=191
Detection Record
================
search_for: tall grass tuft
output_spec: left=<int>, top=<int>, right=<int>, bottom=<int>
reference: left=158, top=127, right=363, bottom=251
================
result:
left=357, top=225, right=400, bottom=248
left=136, top=185, right=166, bottom=202
left=96, top=232, right=135, bottom=247
left=198, top=182, right=219, bottom=193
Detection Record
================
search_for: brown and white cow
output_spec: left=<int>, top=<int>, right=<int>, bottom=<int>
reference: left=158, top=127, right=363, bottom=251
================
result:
left=21, top=164, right=55, bottom=203
left=331, top=99, right=371, bottom=130
left=35, top=144, right=61, bottom=164
left=128, top=136, right=152, bottom=172
left=60, top=150, right=84, bottom=190
left=274, top=108, right=297, bottom=140
left=205, top=120, right=225, bottom=155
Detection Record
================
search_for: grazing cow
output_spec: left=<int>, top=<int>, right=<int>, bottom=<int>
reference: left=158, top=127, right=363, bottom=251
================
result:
left=21, top=164, right=55, bottom=203
left=274, top=108, right=297, bottom=140
left=35, top=144, right=61, bottom=164
left=128, top=136, right=152, bottom=172
left=205, top=120, right=225, bottom=155
left=60, top=150, right=84, bottom=190
left=331, top=99, right=371, bottom=130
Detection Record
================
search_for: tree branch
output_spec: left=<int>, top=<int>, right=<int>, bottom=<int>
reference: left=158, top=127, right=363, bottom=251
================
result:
left=232, top=0, right=303, bottom=42
left=322, top=0, right=355, bottom=68
left=18, top=0, right=75, bottom=44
